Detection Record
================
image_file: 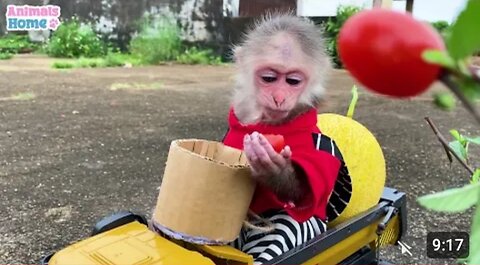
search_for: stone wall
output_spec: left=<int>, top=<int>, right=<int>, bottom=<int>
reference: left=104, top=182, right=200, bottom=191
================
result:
left=1, top=0, right=226, bottom=51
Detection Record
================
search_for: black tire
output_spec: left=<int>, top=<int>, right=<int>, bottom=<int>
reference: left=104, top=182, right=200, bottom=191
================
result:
left=91, top=211, right=148, bottom=236
left=39, top=253, right=53, bottom=265
left=378, top=259, right=395, bottom=265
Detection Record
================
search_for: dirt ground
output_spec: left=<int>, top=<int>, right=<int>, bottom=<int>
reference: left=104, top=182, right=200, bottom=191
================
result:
left=0, top=54, right=476, bottom=264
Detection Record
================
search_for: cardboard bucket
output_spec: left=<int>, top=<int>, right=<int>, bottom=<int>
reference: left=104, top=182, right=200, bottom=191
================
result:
left=152, top=139, right=255, bottom=245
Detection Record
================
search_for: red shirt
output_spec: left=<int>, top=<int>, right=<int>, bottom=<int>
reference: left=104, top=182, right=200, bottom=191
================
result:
left=222, top=108, right=341, bottom=222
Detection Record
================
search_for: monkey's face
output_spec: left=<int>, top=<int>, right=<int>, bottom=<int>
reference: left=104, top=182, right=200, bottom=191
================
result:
left=233, top=17, right=332, bottom=126
left=253, top=63, right=309, bottom=121
left=234, top=32, right=322, bottom=124
left=249, top=33, right=313, bottom=122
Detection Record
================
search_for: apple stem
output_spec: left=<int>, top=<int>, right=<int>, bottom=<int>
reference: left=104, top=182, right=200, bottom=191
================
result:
left=439, top=73, right=480, bottom=125
left=425, top=117, right=475, bottom=176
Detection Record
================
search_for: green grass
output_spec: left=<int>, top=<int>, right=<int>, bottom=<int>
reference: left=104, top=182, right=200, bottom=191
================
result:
left=129, top=15, right=182, bottom=64
left=0, top=53, right=13, bottom=60
left=0, top=92, right=36, bottom=101
left=0, top=34, right=39, bottom=54
left=52, top=61, right=75, bottom=69
left=104, top=53, right=131, bottom=67
left=176, top=47, right=223, bottom=65
left=11, top=92, right=36, bottom=100
left=51, top=53, right=143, bottom=69
left=110, top=82, right=163, bottom=91
left=103, top=53, right=143, bottom=67
left=51, top=49, right=224, bottom=69
left=76, top=57, right=106, bottom=68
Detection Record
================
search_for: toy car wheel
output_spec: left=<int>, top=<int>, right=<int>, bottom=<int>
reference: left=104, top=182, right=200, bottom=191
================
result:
left=40, top=253, right=53, bottom=265
left=91, top=211, right=148, bottom=236
left=378, top=259, right=395, bottom=265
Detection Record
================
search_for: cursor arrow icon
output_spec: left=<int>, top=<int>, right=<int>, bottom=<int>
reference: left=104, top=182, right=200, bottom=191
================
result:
left=398, top=241, right=413, bottom=256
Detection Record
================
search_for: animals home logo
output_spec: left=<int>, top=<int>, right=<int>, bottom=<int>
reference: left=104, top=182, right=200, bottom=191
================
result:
left=6, top=5, right=61, bottom=31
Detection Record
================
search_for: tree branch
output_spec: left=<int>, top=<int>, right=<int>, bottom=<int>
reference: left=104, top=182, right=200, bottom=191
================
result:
left=425, top=117, right=475, bottom=176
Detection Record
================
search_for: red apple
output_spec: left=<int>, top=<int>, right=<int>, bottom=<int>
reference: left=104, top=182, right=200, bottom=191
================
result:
left=264, top=134, right=285, bottom=153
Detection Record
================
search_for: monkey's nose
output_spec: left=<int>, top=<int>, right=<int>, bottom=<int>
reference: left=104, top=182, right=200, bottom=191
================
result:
left=273, top=96, right=286, bottom=107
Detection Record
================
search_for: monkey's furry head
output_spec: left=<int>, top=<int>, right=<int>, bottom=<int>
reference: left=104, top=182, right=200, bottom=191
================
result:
left=231, top=13, right=332, bottom=125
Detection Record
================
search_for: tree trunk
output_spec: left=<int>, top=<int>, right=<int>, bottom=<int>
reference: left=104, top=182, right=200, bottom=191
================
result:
left=406, top=0, right=414, bottom=13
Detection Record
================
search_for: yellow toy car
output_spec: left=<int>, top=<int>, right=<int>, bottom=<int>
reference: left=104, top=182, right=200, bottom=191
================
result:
left=41, top=113, right=406, bottom=265
left=40, top=187, right=406, bottom=265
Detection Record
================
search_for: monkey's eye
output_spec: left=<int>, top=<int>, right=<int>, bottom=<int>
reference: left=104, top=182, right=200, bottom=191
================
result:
left=261, top=75, right=277, bottom=83
left=286, top=77, right=302, bottom=86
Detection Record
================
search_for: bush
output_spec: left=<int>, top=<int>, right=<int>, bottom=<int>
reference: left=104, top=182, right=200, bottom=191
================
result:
left=430, top=20, right=451, bottom=41
left=104, top=52, right=142, bottom=67
left=47, top=19, right=106, bottom=58
left=0, top=34, right=38, bottom=54
left=104, top=52, right=127, bottom=67
left=431, top=20, right=450, bottom=32
left=52, top=61, right=75, bottom=69
left=76, top=57, right=106, bottom=68
left=0, top=52, right=13, bottom=60
left=323, top=5, right=362, bottom=68
left=129, top=15, right=182, bottom=64
left=176, top=47, right=222, bottom=65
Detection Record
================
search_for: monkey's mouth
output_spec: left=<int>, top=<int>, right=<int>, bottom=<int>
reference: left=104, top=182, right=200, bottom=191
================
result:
left=265, top=108, right=289, bottom=120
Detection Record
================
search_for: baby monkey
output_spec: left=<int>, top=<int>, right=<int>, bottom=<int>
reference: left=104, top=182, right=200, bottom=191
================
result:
left=222, top=14, right=344, bottom=264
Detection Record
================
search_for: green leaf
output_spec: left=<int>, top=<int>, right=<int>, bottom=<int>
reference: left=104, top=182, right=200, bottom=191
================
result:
left=422, top=49, right=456, bottom=69
left=450, top=129, right=462, bottom=142
left=469, top=199, right=480, bottom=264
left=417, top=183, right=480, bottom=212
left=471, top=169, right=480, bottom=184
left=458, top=78, right=480, bottom=100
left=449, top=141, right=468, bottom=161
left=433, top=92, right=456, bottom=110
left=450, top=129, right=467, bottom=146
left=346, top=85, right=359, bottom=119
left=447, top=0, right=480, bottom=60
left=465, top=136, right=480, bottom=145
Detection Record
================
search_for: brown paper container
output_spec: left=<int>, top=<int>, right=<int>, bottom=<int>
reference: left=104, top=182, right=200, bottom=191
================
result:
left=152, top=139, right=255, bottom=244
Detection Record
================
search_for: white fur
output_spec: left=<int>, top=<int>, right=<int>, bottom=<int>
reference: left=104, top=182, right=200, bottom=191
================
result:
left=231, top=14, right=332, bottom=125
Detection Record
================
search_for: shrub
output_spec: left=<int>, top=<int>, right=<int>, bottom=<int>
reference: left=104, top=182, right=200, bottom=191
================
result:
left=431, top=20, right=450, bottom=33
left=176, top=47, right=222, bottom=65
left=129, top=15, right=182, bottom=64
left=0, top=52, right=13, bottom=60
left=52, top=61, right=75, bottom=69
left=430, top=20, right=451, bottom=41
left=76, top=57, right=106, bottom=68
left=47, top=18, right=106, bottom=58
left=104, top=52, right=142, bottom=67
left=323, top=5, right=362, bottom=68
left=0, top=34, right=38, bottom=54
left=104, top=52, right=127, bottom=67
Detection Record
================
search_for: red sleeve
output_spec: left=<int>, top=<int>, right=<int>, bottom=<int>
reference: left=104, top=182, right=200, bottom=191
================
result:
left=287, top=150, right=341, bottom=222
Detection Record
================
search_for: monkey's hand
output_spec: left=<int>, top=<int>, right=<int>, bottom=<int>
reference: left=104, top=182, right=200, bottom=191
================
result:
left=243, top=131, right=307, bottom=203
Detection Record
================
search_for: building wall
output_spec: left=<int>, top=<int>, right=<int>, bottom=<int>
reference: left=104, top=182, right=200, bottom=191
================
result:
left=1, top=0, right=225, bottom=50
left=296, top=0, right=466, bottom=22
left=297, top=0, right=373, bottom=16
left=223, top=0, right=240, bottom=17
left=1, top=0, right=467, bottom=52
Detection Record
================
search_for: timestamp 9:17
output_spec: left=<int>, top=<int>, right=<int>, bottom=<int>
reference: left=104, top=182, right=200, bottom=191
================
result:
left=427, top=232, right=469, bottom=259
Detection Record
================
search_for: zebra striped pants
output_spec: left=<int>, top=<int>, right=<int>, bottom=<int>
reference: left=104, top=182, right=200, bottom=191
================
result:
left=232, top=210, right=327, bottom=264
